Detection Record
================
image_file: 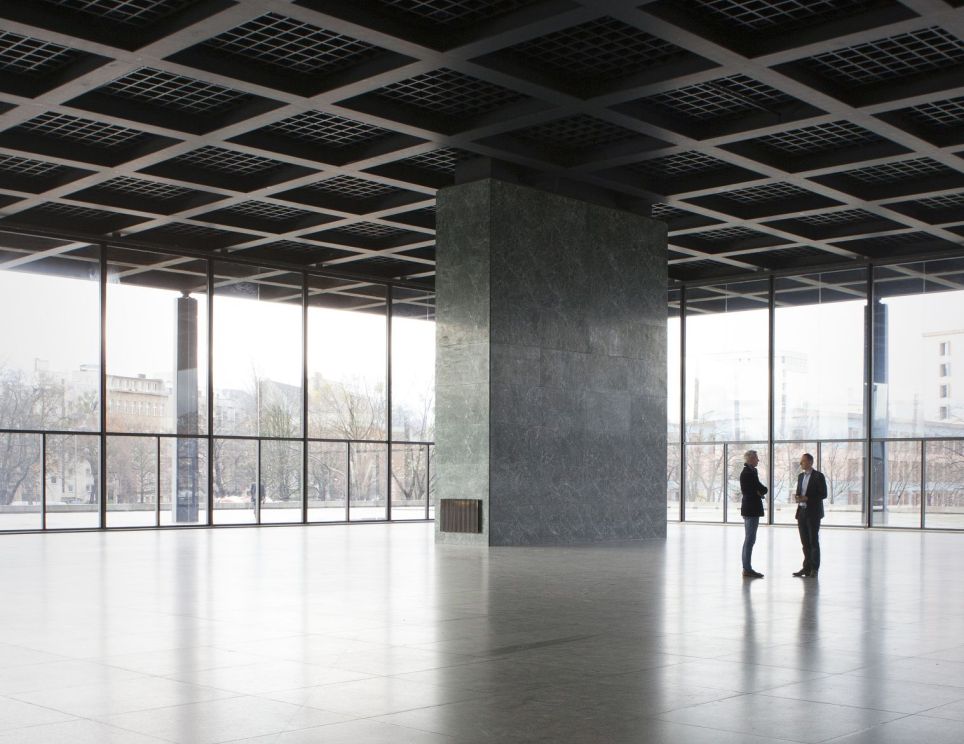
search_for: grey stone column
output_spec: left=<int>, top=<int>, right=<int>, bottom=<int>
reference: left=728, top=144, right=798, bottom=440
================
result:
left=435, top=179, right=668, bottom=546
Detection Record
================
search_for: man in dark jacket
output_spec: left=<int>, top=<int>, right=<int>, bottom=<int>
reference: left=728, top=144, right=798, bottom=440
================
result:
left=792, top=452, right=827, bottom=579
left=740, top=450, right=767, bottom=578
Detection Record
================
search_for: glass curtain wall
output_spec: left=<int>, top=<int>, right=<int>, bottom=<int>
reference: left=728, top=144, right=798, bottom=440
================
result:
left=0, top=229, right=435, bottom=532
left=670, top=256, right=964, bottom=530
left=684, top=280, right=769, bottom=523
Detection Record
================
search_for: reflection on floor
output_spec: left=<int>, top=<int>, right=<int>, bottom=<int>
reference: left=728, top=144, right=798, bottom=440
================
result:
left=0, top=522, right=962, bottom=743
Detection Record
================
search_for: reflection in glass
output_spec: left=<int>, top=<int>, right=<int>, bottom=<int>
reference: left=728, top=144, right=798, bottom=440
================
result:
left=772, top=441, right=816, bottom=524
left=308, top=441, right=347, bottom=522
left=685, top=281, right=769, bottom=443
left=925, top=440, right=964, bottom=528
left=107, top=249, right=207, bottom=435
left=391, top=444, right=429, bottom=519
left=213, top=438, right=257, bottom=524
left=685, top=443, right=724, bottom=522
left=774, top=270, right=866, bottom=441
left=45, top=434, right=100, bottom=529
left=822, top=440, right=866, bottom=526
left=392, top=289, right=435, bottom=443
left=667, top=443, right=681, bottom=522
left=0, top=433, right=42, bottom=530
left=106, top=436, right=157, bottom=528
left=214, top=262, right=302, bottom=438
left=260, top=439, right=303, bottom=524
left=873, top=258, right=964, bottom=439
left=871, top=440, right=922, bottom=527
left=307, top=278, right=386, bottom=440
left=350, top=442, right=387, bottom=521
left=0, top=237, right=100, bottom=433
left=667, top=290, right=681, bottom=520
left=159, top=437, right=208, bottom=526
left=726, top=443, right=768, bottom=523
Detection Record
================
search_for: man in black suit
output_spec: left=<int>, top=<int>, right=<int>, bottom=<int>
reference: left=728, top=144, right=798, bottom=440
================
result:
left=740, top=450, right=767, bottom=578
left=793, top=453, right=827, bottom=579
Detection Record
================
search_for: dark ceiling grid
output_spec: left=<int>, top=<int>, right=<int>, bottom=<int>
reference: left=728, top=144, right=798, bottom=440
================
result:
left=0, top=0, right=959, bottom=286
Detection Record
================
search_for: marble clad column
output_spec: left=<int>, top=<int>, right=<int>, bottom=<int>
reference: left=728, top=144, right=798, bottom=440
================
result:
left=435, top=178, right=668, bottom=546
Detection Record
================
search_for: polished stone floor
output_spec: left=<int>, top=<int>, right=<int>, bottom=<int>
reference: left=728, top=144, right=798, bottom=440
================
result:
left=0, top=522, right=962, bottom=743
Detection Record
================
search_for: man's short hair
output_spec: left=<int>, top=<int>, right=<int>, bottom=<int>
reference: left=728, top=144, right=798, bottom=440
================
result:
left=744, top=450, right=758, bottom=462
left=802, top=452, right=814, bottom=464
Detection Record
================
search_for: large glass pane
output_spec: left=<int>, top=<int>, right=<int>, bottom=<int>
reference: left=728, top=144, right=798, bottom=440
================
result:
left=685, top=280, right=769, bottom=443
left=667, top=443, right=681, bottom=522
left=350, top=442, right=387, bottom=521
left=726, top=443, right=768, bottom=523
left=307, top=277, right=386, bottom=440
left=107, top=249, right=208, bottom=436
left=821, top=440, right=866, bottom=526
left=392, top=289, right=435, bottom=443
left=45, top=434, right=100, bottom=529
left=925, top=440, right=964, bottom=528
left=213, top=262, right=302, bottom=437
left=667, top=289, right=681, bottom=520
left=260, top=439, right=303, bottom=524
left=213, top=438, right=257, bottom=524
left=873, top=258, right=964, bottom=439
left=0, top=234, right=100, bottom=432
left=106, top=436, right=157, bottom=528
left=159, top=437, right=208, bottom=526
left=391, top=443, right=428, bottom=519
left=428, top=443, right=436, bottom=521
left=684, top=443, right=724, bottom=522
left=871, top=440, right=922, bottom=527
left=772, top=441, right=817, bottom=524
left=0, top=432, right=42, bottom=530
left=775, top=269, right=866, bottom=441
left=307, top=441, right=347, bottom=522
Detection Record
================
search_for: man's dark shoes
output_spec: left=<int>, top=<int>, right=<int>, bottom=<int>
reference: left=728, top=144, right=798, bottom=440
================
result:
left=805, top=570, right=818, bottom=579
left=743, top=570, right=764, bottom=578
left=792, top=569, right=809, bottom=577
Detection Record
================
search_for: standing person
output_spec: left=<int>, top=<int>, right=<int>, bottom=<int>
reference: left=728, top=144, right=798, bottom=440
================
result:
left=740, top=450, right=767, bottom=578
left=793, top=453, right=827, bottom=578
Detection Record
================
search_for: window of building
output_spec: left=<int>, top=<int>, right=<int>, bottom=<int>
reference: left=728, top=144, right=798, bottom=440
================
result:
left=939, top=406, right=949, bottom=420
left=939, top=341, right=949, bottom=355
left=939, top=363, right=950, bottom=377
left=940, top=384, right=949, bottom=398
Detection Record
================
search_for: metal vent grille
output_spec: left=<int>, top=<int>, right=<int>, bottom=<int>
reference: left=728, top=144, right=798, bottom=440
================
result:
left=401, top=147, right=472, bottom=173
left=795, top=208, right=878, bottom=225
left=220, top=201, right=311, bottom=221
left=511, top=17, right=687, bottom=78
left=175, top=146, right=283, bottom=174
left=724, top=182, right=813, bottom=203
left=914, top=193, right=964, bottom=210
left=0, top=31, right=80, bottom=76
left=0, top=153, right=70, bottom=178
left=204, top=13, right=379, bottom=74
left=99, top=68, right=251, bottom=114
left=439, top=498, right=482, bottom=532
left=643, top=74, right=793, bottom=120
left=28, top=202, right=119, bottom=223
left=380, top=0, right=535, bottom=27
left=305, top=176, right=395, bottom=199
left=650, top=203, right=690, bottom=219
left=338, top=222, right=406, bottom=238
left=16, top=113, right=149, bottom=148
left=903, top=96, right=964, bottom=130
left=694, top=225, right=760, bottom=242
left=630, top=151, right=734, bottom=178
left=805, top=27, right=964, bottom=86
left=513, top=115, right=639, bottom=148
left=681, top=0, right=881, bottom=33
left=376, top=69, right=526, bottom=117
left=97, top=176, right=194, bottom=200
left=38, top=0, right=198, bottom=26
left=753, top=121, right=885, bottom=154
left=845, top=157, right=953, bottom=183
left=267, top=111, right=388, bottom=146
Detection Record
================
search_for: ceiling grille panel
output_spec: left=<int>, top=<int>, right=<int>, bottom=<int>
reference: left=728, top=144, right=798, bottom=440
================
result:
left=0, top=31, right=80, bottom=76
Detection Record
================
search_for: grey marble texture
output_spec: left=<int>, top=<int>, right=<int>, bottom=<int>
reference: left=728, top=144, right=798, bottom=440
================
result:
left=435, top=179, right=667, bottom=546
